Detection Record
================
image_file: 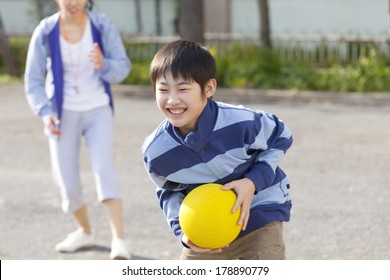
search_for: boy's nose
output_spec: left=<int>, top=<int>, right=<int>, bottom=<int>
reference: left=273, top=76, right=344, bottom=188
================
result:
left=167, top=92, right=180, bottom=104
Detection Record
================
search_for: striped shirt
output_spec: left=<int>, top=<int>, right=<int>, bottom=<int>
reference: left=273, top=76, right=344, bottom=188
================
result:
left=142, top=98, right=293, bottom=242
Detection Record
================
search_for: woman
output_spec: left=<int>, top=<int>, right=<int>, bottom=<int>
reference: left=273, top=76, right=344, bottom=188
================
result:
left=24, top=0, right=131, bottom=259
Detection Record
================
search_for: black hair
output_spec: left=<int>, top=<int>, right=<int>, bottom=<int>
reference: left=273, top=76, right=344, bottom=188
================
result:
left=150, top=40, right=216, bottom=94
left=87, top=0, right=94, bottom=10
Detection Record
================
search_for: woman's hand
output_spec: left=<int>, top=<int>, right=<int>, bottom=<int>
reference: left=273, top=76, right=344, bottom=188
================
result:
left=222, top=178, right=256, bottom=231
left=43, top=115, right=61, bottom=136
left=88, top=43, right=104, bottom=70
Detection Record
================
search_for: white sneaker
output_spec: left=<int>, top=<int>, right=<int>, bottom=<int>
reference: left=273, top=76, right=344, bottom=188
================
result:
left=55, top=229, right=95, bottom=253
left=109, top=238, right=131, bottom=260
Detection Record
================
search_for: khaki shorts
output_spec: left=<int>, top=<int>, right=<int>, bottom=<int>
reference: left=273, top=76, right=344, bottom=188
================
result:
left=180, top=221, right=286, bottom=260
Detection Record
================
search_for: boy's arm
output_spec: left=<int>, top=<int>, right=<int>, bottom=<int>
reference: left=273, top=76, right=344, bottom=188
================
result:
left=146, top=171, right=186, bottom=240
left=244, top=112, right=293, bottom=193
left=156, top=185, right=185, bottom=240
left=143, top=140, right=186, bottom=241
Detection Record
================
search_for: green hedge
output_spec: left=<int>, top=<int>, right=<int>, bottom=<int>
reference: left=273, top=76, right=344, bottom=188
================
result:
left=1, top=38, right=390, bottom=92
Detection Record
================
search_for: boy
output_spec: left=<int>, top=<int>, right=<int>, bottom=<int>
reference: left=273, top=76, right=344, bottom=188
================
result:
left=142, top=40, right=293, bottom=260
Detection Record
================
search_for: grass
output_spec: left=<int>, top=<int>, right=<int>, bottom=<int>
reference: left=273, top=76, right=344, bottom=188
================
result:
left=0, top=74, right=22, bottom=85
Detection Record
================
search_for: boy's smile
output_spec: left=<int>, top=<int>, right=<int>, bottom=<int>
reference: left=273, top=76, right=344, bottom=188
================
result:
left=155, top=71, right=215, bottom=137
left=168, top=107, right=186, bottom=116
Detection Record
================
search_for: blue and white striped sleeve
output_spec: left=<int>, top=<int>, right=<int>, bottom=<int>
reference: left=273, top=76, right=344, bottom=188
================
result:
left=245, top=111, right=293, bottom=192
left=156, top=186, right=185, bottom=240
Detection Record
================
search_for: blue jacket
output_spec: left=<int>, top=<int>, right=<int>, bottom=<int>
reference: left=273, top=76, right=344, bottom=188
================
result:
left=142, top=99, right=293, bottom=243
left=24, top=10, right=131, bottom=120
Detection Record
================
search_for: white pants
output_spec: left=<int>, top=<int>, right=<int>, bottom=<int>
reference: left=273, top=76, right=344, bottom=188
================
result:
left=48, top=106, right=121, bottom=213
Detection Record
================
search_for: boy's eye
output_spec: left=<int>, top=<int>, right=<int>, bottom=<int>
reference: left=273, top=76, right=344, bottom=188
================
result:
left=179, top=87, right=190, bottom=92
left=157, top=88, right=168, bottom=93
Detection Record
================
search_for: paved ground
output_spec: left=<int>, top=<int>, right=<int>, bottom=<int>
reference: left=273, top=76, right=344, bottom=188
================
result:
left=1, top=83, right=389, bottom=260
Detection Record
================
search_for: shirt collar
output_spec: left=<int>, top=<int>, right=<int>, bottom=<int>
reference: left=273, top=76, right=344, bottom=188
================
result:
left=169, top=98, right=218, bottom=151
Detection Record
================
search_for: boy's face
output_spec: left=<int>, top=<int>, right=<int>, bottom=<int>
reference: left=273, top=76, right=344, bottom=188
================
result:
left=155, top=71, right=216, bottom=137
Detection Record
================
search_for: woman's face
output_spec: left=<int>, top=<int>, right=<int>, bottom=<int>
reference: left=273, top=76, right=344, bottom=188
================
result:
left=56, top=0, right=88, bottom=18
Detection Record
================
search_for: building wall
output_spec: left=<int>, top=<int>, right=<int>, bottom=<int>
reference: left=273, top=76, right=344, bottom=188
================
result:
left=0, top=0, right=36, bottom=35
left=0, top=0, right=178, bottom=36
left=0, top=0, right=388, bottom=37
left=231, top=0, right=388, bottom=37
left=96, top=0, right=177, bottom=35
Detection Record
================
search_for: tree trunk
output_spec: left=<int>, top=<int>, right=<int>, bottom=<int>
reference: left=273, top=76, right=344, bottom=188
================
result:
left=259, top=0, right=272, bottom=49
left=178, top=0, right=204, bottom=43
left=135, top=0, right=143, bottom=35
left=155, top=0, right=162, bottom=36
left=0, top=14, right=20, bottom=77
left=388, top=0, right=390, bottom=36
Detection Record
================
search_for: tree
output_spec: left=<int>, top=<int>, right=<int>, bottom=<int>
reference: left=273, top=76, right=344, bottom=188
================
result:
left=135, top=0, right=143, bottom=35
left=258, top=0, right=272, bottom=49
left=155, top=0, right=162, bottom=36
left=388, top=0, right=390, bottom=36
left=178, top=0, right=204, bottom=43
left=0, top=13, right=20, bottom=77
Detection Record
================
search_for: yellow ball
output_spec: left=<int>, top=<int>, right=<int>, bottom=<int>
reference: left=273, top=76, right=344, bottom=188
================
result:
left=179, top=183, right=242, bottom=249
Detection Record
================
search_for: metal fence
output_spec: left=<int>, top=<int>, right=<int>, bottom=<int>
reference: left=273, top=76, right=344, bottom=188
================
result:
left=1, top=33, right=389, bottom=72
left=271, top=34, right=390, bottom=65
left=124, top=33, right=390, bottom=66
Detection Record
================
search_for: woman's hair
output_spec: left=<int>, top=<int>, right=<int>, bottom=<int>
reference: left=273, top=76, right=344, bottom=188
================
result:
left=87, top=0, right=94, bottom=10
left=150, top=40, right=216, bottom=94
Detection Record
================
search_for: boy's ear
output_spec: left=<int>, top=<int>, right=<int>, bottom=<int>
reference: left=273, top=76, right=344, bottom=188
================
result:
left=205, top=79, right=217, bottom=98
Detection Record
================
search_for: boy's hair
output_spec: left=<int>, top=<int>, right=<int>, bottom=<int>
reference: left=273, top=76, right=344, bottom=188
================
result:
left=150, top=40, right=216, bottom=94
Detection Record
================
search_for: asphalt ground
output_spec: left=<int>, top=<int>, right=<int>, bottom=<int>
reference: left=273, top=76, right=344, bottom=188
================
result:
left=1, top=83, right=389, bottom=260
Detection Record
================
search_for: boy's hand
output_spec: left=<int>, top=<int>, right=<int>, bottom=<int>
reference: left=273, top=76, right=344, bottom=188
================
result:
left=181, top=234, right=225, bottom=254
left=222, top=178, right=256, bottom=231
